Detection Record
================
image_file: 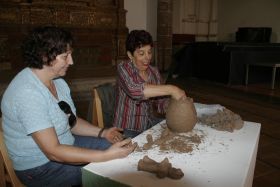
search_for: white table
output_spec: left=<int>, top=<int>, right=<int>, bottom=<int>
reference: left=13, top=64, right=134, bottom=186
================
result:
left=82, top=119, right=260, bottom=187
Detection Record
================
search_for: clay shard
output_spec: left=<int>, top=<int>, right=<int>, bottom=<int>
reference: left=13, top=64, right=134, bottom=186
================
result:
left=166, top=97, right=197, bottom=132
left=143, top=134, right=153, bottom=150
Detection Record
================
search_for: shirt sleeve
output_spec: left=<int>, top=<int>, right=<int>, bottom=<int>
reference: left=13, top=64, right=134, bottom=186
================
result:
left=117, top=62, right=145, bottom=100
left=15, top=88, right=53, bottom=135
left=149, top=66, right=169, bottom=113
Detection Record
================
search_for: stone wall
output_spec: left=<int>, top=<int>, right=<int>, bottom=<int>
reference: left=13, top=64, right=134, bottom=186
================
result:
left=0, top=0, right=128, bottom=79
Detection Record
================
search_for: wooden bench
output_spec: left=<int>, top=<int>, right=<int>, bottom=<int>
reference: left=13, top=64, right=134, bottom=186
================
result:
left=245, top=62, right=280, bottom=89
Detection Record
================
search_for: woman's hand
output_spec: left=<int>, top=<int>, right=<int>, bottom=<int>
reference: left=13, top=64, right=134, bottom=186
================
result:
left=170, top=86, right=187, bottom=100
left=105, top=138, right=138, bottom=159
left=102, top=127, right=124, bottom=143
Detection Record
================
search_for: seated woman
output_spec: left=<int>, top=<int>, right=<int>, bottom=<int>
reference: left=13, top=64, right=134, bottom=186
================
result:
left=113, top=30, right=187, bottom=138
left=0, top=26, right=136, bottom=187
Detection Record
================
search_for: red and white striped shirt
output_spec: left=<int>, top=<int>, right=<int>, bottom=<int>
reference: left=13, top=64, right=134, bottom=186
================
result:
left=113, top=60, right=168, bottom=132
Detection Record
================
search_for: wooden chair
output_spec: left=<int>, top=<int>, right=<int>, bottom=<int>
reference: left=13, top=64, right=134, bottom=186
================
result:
left=92, top=88, right=104, bottom=128
left=91, top=83, right=115, bottom=128
left=0, top=118, right=25, bottom=187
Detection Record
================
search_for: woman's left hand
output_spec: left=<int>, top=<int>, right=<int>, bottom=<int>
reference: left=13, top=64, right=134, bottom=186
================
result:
left=102, top=127, right=124, bottom=143
left=171, top=86, right=187, bottom=100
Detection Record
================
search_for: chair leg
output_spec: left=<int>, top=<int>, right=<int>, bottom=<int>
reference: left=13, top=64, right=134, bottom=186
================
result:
left=271, top=67, right=276, bottom=89
left=93, top=89, right=104, bottom=128
left=0, top=156, right=7, bottom=187
left=245, top=64, right=249, bottom=86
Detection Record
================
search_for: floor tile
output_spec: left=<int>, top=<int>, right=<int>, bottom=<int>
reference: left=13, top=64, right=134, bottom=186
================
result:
left=253, top=170, right=280, bottom=187
left=254, top=160, right=277, bottom=178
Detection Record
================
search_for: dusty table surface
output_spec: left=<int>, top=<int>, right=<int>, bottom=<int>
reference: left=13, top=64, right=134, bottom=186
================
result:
left=83, top=104, right=261, bottom=187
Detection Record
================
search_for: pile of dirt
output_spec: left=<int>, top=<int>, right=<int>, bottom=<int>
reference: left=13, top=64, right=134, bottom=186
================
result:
left=137, top=127, right=204, bottom=153
left=137, top=107, right=243, bottom=153
left=198, top=108, right=244, bottom=132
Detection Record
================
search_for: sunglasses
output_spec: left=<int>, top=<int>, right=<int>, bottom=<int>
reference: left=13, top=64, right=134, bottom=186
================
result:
left=58, top=101, right=77, bottom=128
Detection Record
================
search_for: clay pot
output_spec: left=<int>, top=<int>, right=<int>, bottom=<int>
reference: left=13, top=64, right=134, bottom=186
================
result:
left=166, top=97, right=197, bottom=133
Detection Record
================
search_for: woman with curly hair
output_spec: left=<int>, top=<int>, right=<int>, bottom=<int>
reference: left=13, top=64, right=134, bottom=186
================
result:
left=113, top=30, right=187, bottom=138
left=1, top=26, right=136, bottom=187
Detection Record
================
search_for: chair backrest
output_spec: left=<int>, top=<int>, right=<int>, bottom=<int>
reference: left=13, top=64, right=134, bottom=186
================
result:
left=0, top=118, right=25, bottom=187
left=91, top=83, right=116, bottom=128
left=92, top=88, right=104, bottom=128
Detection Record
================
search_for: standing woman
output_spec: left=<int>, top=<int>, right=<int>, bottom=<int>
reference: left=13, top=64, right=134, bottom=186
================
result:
left=1, top=26, right=136, bottom=187
left=113, top=30, right=186, bottom=138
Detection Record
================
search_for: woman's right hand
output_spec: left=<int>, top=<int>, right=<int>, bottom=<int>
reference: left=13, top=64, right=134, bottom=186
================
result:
left=106, top=138, right=137, bottom=159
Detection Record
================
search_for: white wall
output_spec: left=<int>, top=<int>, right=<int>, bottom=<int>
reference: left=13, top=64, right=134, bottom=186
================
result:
left=124, top=0, right=157, bottom=41
left=124, top=0, right=147, bottom=31
left=218, top=0, right=280, bottom=42
left=172, top=0, right=218, bottom=41
left=146, top=0, right=157, bottom=41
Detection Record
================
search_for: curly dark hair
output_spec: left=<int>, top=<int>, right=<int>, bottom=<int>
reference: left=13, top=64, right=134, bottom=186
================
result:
left=22, top=26, right=73, bottom=69
left=125, top=30, right=153, bottom=54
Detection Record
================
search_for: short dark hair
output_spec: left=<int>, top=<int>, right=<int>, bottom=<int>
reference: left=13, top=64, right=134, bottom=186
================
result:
left=22, top=26, right=73, bottom=69
left=125, top=30, right=153, bottom=54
